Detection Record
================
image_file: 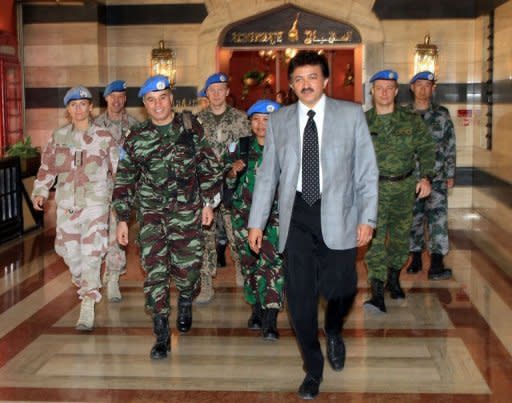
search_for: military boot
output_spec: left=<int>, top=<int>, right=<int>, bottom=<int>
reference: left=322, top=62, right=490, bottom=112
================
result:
left=262, top=308, right=280, bottom=341
left=216, top=242, right=227, bottom=268
left=176, top=295, right=192, bottom=333
left=407, top=251, right=423, bottom=273
left=387, top=268, right=405, bottom=299
left=75, top=296, right=95, bottom=331
left=363, top=279, right=386, bottom=313
left=150, top=314, right=170, bottom=359
left=247, top=302, right=263, bottom=330
left=107, top=271, right=122, bottom=302
left=195, top=272, right=214, bottom=304
left=428, top=253, right=453, bottom=280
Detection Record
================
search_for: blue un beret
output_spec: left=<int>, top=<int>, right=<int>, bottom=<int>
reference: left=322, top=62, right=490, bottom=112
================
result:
left=247, top=99, right=281, bottom=117
left=138, top=75, right=170, bottom=98
left=104, top=80, right=127, bottom=97
left=369, top=69, right=399, bottom=83
left=204, top=73, right=228, bottom=91
left=410, top=71, right=435, bottom=83
left=63, top=85, right=92, bottom=106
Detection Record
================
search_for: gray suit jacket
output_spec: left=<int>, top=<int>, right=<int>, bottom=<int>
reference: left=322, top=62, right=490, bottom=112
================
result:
left=248, top=96, right=379, bottom=252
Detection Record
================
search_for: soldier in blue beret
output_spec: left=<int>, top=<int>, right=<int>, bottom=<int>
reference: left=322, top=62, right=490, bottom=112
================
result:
left=95, top=80, right=139, bottom=302
left=112, top=74, right=222, bottom=359
left=363, top=70, right=435, bottom=314
left=196, top=72, right=252, bottom=303
left=406, top=71, right=455, bottom=280
left=63, top=85, right=92, bottom=106
left=32, top=85, right=118, bottom=331
left=225, top=99, right=283, bottom=341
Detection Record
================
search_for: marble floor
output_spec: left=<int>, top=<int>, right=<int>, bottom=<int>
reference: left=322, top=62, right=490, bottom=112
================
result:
left=1, top=208, right=511, bottom=402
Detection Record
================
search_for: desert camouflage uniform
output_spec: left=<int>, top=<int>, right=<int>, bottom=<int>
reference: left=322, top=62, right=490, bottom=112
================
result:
left=32, top=122, right=118, bottom=301
left=225, top=137, right=284, bottom=308
left=197, top=105, right=251, bottom=277
left=365, top=106, right=435, bottom=281
left=112, top=113, right=221, bottom=315
left=406, top=103, right=456, bottom=255
left=94, top=111, right=139, bottom=277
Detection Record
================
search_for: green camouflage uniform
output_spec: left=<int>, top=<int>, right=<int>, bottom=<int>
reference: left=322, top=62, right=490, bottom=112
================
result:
left=94, top=111, right=139, bottom=275
left=32, top=122, right=118, bottom=302
left=197, top=105, right=252, bottom=276
left=225, top=137, right=284, bottom=309
left=406, top=103, right=456, bottom=256
left=112, top=113, right=222, bottom=315
left=365, top=105, right=435, bottom=281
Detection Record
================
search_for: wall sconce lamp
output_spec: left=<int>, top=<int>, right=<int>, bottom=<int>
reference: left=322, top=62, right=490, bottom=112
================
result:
left=151, top=40, right=176, bottom=87
left=414, top=34, right=438, bottom=76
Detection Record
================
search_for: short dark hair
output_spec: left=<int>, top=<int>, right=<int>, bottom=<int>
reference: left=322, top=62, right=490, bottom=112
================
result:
left=288, top=51, right=330, bottom=79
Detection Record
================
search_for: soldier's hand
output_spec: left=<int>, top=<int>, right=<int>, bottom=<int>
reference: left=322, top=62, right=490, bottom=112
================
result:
left=248, top=228, right=263, bottom=254
left=228, top=160, right=246, bottom=178
left=202, top=206, right=214, bottom=226
left=416, top=178, right=432, bottom=199
left=32, top=196, right=45, bottom=211
left=447, top=178, right=455, bottom=189
left=117, top=221, right=129, bottom=246
left=357, top=224, right=373, bottom=247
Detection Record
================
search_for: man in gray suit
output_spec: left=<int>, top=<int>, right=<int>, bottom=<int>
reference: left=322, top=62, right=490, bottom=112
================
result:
left=248, top=51, right=379, bottom=400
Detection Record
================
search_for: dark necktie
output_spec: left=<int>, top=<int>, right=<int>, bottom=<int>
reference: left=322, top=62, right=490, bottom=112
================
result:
left=301, top=109, right=320, bottom=206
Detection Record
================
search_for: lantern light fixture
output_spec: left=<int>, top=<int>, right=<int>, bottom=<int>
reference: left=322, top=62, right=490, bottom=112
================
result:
left=151, top=40, right=176, bottom=88
left=414, top=34, right=439, bottom=77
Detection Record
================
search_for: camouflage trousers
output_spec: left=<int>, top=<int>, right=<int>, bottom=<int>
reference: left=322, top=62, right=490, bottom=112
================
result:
left=366, top=176, right=416, bottom=282
left=104, top=208, right=127, bottom=276
left=55, top=205, right=109, bottom=302
left=410, top=181, right=449, bottom=255
left=138, top=208, right=202, bottom=316
left=231, top=209, right=284, bottom=309
left=202, top=204, right=241, bottom=276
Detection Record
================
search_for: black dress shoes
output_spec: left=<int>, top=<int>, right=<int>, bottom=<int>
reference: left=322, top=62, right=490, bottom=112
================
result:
left=326, top=333, right=346, bottom=371
left=298, top=374, right=321, bottom=400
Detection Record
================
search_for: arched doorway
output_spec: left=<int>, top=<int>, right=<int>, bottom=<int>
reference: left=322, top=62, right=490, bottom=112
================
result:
left=197, top=1, right=384, bottom=110
left=214, top=5, right=362, bottom=110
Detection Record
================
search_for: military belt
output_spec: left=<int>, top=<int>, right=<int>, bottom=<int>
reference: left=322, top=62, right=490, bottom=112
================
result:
left=379, top=169, right=413, bottom=182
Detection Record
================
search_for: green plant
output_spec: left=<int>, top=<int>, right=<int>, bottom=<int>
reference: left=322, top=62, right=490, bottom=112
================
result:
left=6, top=137, right=40, bottom=159
left=243, top=70, right=266, bottom=83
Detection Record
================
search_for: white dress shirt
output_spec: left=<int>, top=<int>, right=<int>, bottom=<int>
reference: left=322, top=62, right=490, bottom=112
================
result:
left=297, top=94, right=325, bottom=193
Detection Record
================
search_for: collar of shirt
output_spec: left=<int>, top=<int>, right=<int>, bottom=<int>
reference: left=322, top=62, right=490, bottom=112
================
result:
left=297, top=94, right=325, bottom=193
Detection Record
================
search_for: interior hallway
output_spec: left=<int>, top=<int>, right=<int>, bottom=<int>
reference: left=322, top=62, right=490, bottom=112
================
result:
left=1, top=208, right=512, bottom=402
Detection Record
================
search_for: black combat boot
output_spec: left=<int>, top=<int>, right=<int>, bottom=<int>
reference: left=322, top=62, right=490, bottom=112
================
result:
left=387, top=268, right=405, bottom=299
left=428, top=253, right=453, bottom=280
left=407, top=251, right=423, bottom=273
left=262, top=308, right=280, bottom=341
left=363, top=279, right=386, bottom=313
left=247, top=302, right=263, bottom=330
left=216, top=242, right=227, bottom=268
left=176, top=295, right=192, bottom=333
left=150, top=314, right=170, bottom=359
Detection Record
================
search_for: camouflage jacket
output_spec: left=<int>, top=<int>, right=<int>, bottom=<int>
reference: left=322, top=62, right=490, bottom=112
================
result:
left=112, top=113, right=222, bottom=222
left=405, top=102, right=456, bottom=182
left=32, top=122, right=118, bottom=209
left=197, top=105, right=251, bottom=165
left=224, top=136, right=279, bottom=226
left=94, top=111, right=139, bottom=146
left=365, top=105, right=435, bottom=179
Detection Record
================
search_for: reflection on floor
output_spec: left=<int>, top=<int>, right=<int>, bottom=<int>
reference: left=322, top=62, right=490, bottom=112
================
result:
left=1, top=208, right=512, bottom=402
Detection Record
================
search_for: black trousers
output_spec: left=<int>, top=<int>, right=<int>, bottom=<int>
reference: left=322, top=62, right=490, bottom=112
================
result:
left=284, top=193, right=357, bottom=380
